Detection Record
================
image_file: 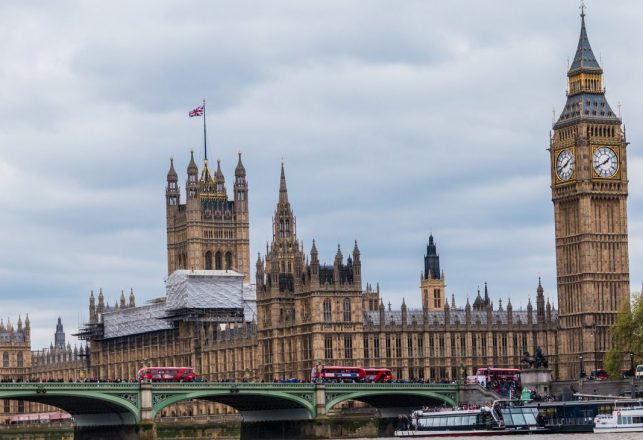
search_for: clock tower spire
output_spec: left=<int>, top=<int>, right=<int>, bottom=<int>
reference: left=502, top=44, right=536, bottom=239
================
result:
left=550, top=9, right=630, bottom=379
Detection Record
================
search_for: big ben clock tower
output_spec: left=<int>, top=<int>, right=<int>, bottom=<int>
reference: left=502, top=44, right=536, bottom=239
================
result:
left=551, top=10, right=630, bottom=379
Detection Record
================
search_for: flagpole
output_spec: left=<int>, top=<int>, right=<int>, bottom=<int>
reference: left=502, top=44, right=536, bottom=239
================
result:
left=202, top=98, right=208, bottom=161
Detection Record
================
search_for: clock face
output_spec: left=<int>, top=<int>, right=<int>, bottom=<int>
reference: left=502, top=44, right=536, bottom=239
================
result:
left=593, top=147, right=618, bottom=178
left=556, top=149, right=574, bottom=181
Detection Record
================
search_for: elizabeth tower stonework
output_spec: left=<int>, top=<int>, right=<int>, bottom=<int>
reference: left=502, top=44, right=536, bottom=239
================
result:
left=551, top=11, right=630, bottom=379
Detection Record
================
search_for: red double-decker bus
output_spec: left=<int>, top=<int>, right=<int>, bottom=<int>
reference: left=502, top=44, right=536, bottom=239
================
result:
left=311, top=366, right=393, bottom=383
left=312, top=366, right=365, bottom=382
left=472, top=367, right=520, bottom=387
left=136, top=367, right=197, bottom=382
left=364, top=368, right=393, bottom=383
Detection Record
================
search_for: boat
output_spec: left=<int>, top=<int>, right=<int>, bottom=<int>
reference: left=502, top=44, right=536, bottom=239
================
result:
left=593, top=402, right=643, bottom=433
left=522, top=399, right=615, bottom=433
left=394, top=400, right=547, bottom=437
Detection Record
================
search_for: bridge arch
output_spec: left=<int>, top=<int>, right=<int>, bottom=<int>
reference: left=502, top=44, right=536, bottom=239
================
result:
left=326, top=390, right=457, bottom=417
left=0, top=390, right=140, bottom=426
left=153, top=389, right=316, bottom=421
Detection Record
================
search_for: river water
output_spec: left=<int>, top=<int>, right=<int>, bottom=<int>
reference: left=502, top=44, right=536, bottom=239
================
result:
left=351, top=436, right=640, bottom=440
left=0, top=431, right=639, bottom=440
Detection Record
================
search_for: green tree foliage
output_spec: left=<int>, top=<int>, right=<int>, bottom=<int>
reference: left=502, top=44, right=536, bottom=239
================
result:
left=605, top=295, right=643, bottom=378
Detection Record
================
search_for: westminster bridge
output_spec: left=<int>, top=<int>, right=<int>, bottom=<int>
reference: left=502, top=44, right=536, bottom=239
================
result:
left=0, top=381, right=463, bottom=429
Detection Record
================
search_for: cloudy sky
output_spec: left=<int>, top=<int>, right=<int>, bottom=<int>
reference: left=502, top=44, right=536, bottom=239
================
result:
left=1, top=0, right=642, bottom=350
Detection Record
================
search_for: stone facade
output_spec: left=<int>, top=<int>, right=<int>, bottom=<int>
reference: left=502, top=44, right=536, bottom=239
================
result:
left=78, top=164, right=560, bottom=390
left=165, top=152, right=250, bottom=282
left=550, top=12, right=631, bottom=379
left=1, top=316, right=86, bottom=419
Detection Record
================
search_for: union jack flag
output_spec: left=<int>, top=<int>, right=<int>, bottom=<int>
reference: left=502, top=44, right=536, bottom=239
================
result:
left=189, top=106, right=204, bottom=117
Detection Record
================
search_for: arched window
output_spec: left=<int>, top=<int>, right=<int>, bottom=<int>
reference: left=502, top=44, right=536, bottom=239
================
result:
left=343, top=299, right=351, bottom=322
left=215, top=252, right=222, bottom=270
left=205, top=251, right=213, bottom=270
left=2, top=352, right=9, bottom=368
left=225, top=252, right=232, bottom=270
left=323, top=300, right=332, bottom=323
left=17, top=352, right=23, bottom=368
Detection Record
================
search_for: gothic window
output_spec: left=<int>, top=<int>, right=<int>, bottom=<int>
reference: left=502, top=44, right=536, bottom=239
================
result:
left=17, top=352, right=23, bottom=368
left=323, top=300, right=332, bottom=322
left=215, top=252, right=222, bottom=270
left=205, top=251, right=213, bottom=270
left=343, top=299, right=351, bottom=322
left=2, top=352, right=8, bottom=368
left=460, top=334, right=466, bottom=357
left=373, top=336, right=380, bottom=358
left=324, top=336, right=333, bottom=360
left=344, top=335, right=353, bottom=359
left=363, top=335, right=369, bottom=359
left=225, top=252, right=232, bottom=270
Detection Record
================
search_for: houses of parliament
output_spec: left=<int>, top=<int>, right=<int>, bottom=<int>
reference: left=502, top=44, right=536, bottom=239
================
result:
left=0, top=10, right=633, bottom=417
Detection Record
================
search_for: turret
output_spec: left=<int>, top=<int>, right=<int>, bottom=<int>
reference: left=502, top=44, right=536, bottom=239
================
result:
left=214, top=159, right=227, bottom=197
left=166, top=157, right=179, bottom=207
left=309, top=240, right=320, bottom=288
left=55, top=317, right=65, bottom=350
left=255, top=253, right=265, bottom=289
left=333, top=245, right=343, bottom=284
left=352, top=241, right=362, bottom=289
left=24, top=314, right=30, bottom=340
left=186, top=150, right=199, bottom=199
left=401, top=298, right=407, bottom=325
left=536, top=277, right=545, bottom=324
left=423, top=234, right=440, bottom=279
left=420, top=234, right=446, bottom=311
left=97, top=288, right=105, bottom=317
left=234, top=152, right=248, bottom=212
left=89, top=290, right=96, bottom=323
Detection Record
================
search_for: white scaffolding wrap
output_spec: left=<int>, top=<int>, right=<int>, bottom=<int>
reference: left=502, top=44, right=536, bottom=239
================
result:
left=96, top=271, right=253, bottom=340
left=102, top=301, right=171, bottom=339
left=243, top=283, right=257, bottom=321
left=166, top=270, right=245, bottom=310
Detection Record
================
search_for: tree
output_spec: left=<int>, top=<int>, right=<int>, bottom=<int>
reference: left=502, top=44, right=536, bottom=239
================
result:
left=605, top=295, right=643, bottom=379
